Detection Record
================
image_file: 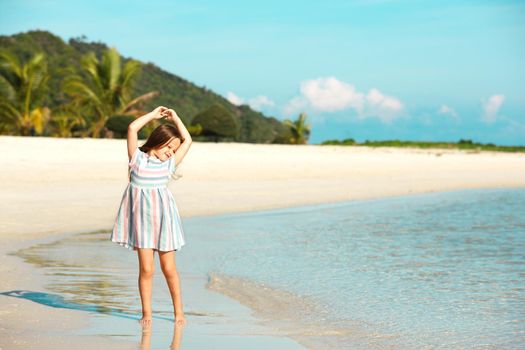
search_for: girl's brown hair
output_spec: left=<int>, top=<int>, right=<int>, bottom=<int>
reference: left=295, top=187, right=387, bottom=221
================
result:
left=139, top=124, right=185, bottom=152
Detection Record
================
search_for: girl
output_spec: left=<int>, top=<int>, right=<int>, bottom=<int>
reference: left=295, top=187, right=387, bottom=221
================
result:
left=110, top=106, right=192, bottom=328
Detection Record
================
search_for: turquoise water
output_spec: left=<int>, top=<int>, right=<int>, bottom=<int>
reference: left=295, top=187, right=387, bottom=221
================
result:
left=188, top=188, right=525, bottom=349
left=12, top=188, right=525, bottom=349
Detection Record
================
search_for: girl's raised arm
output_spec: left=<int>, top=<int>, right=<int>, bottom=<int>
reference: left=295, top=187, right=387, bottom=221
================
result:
left=127, top=106, right=168, bottom=160
left=165, top=108, right=193, bottom=166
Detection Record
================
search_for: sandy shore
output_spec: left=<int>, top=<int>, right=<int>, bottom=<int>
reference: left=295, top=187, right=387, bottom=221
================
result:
left=2, top=135, right=524, bottom=240
left=1, top=135, right=524, bottom=349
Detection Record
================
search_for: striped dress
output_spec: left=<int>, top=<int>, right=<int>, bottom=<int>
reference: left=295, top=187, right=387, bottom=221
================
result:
left=110, top=146, right=186, bottom=252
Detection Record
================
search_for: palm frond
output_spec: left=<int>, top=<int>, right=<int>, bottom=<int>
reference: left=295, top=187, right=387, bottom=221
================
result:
left=62, top=78, right=103, bottom=107
left=0, top=74, right=17, bottom=103
left=81, top=52, right=104, bottom=91
left=123, top=91, right=160, bottom=113
left=0, top=50, right=23, bottom=79
left=0, top=51, right=23, bottom=102
left=120, top=59, right=141, bottom=89
left=0, top=98, right=21, bottom=122
left=104, top=47, right=121, bottom=92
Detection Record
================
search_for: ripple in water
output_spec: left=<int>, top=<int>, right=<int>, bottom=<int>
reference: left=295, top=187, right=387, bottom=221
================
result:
left=192, top=188, right=525, bottom=349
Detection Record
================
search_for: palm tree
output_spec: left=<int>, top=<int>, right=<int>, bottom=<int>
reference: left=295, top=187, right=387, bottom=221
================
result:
left=0, top=51, right=51, bottom=136
left=49, top=104, right=87, bottom=138
left=283, top=112, right=311, bottom=144
left=62, top=47, right=159, bottom=138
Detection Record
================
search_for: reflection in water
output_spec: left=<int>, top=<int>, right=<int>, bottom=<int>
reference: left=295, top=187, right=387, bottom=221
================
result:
left=141, top=323, right=184, bottom=350
left=1, top=290, right=172, bottom=321
left=10, top=232, right=132, bottom=310
left=10, top=231, right=197, bottom=318
left=7, top=231, right=194, bottom=348
left=1, top=289, right=186, bottom=349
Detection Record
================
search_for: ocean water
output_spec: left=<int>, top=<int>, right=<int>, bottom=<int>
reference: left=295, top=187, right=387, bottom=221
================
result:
left=12, top=188, right=525, bottom=349
left=188, top=188, right=525, bottom=349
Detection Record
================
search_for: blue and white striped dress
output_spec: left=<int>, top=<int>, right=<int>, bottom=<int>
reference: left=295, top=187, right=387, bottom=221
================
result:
left=110, top=146, right=186, bottom=252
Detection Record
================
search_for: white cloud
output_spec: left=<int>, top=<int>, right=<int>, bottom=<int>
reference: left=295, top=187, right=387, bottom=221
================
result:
left=248, top=95, right=275, bottom=111
left=482, top=94, right=505, bottom=123
left=283, top=96, right=309, bottom=116
left=438, top=105, right=458, bottom=119
left=299, top=77, right=365, bottom=112
left=284, top=76, right=404, bottom=123
left=226, top=91, right=274, bottom=111
left=364, top=88, right=404, bottom=123
left=226, top=91, right=244, bottom=106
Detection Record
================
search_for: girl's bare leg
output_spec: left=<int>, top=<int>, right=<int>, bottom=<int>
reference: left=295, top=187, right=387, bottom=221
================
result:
left=137, top=248, right=155, bottom=327
left=159, top=250, right=186, bottom=326
left=170, top=322, right=184, bottom=350
left=140, top=325, right=152, bottom=350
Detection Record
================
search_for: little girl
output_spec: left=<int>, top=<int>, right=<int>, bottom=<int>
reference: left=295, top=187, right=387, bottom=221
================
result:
left=110, top=106, right=192, bottom=328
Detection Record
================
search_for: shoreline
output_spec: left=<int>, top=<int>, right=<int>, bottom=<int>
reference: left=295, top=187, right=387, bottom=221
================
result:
left=1, top=136, right=524, bottom=348
left=0, top=230, right=139, bottom=349
left=1, top=187, right=510, bottom=350
left=205, top=271, right=387, bottom=350
left=4, top=228, right=306, bottom=350
left=3, top=190, right=525, bottom=349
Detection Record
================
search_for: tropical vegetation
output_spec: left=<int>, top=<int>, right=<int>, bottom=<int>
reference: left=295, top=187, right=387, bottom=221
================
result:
left=283, top=112, right=311, bottom=145
left=0, top=30, right=309, bottom=144
left=62, top=47, right=158, bottom=138
left=0, top=51, right=50, bottom=136
left=191, top=103, right=240, bottom=142
left=321, top=138, right=525, bottom=153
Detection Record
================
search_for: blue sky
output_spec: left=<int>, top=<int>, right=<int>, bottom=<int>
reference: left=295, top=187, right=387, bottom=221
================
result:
left=1, top=0, right=524, bottom=145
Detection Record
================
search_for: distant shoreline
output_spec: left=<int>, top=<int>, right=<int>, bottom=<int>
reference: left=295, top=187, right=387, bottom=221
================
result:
left=321, top=138, right=525, bottom=153
left=3, top=134, right=524, bottom=153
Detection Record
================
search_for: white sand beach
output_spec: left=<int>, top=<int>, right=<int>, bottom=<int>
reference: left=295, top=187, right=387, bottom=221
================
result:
left=1, top=135, right=524, bottom=349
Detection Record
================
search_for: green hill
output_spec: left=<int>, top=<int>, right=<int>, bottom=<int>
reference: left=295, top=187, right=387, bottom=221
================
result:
left=0, top=30, right=291, bottom=143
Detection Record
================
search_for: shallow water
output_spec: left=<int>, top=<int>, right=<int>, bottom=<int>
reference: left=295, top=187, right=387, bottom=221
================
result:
left=11, top=188, right=525, bottom=349
left=189, top=188, right=525, bottom=349
left=10, top=232, right=304, bottom=349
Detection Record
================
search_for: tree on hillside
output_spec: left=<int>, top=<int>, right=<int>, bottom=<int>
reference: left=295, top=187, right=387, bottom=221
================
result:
left=0, top=51, right=51, bottom=136
left=283, top=112, right=311, bottom=144
left=0, top=31, right=290, bottom=143
left=62, top=47, right=159, bottom=138
left=191, top=104, right=240, bottom=142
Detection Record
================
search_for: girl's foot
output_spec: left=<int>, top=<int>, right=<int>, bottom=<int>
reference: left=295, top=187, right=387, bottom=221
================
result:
left=174, top=312, right=186, bottom=327
left=139, top=312, right=152, bottom=327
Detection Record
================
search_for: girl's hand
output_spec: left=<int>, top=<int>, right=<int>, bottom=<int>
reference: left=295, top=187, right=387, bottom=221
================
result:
left=163, top=108, right=180, bottom=122
left=152, top=106, right=169, bottom=119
